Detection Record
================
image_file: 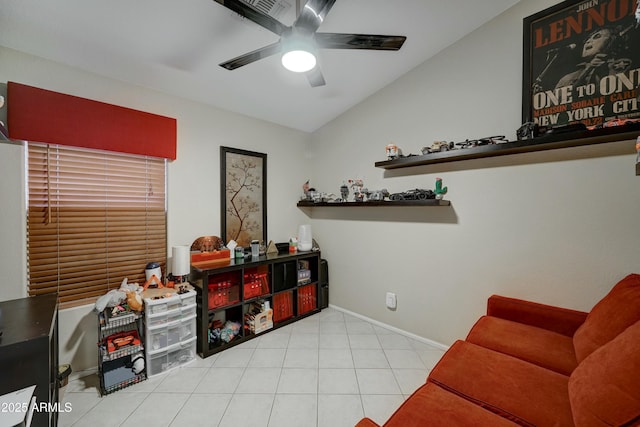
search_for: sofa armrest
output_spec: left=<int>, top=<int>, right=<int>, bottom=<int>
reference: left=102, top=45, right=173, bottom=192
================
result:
left=487, top=295, right=588, bottom=337
left=355, top=418, right=381, bottom=427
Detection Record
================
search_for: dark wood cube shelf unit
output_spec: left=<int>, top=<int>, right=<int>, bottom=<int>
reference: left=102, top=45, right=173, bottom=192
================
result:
left=191, top=251, right=322, bottom=357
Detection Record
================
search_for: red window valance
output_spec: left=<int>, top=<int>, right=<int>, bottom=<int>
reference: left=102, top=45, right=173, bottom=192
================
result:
left=7, top=82, right=177, bottom=160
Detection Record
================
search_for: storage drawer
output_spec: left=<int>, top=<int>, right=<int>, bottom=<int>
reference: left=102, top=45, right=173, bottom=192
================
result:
left=181, top=303, right=196, bottom=317
left=168, top=337, right=196, bottom=368
left=146, top=318, right=180, bottom=351
left=179, top=315, right=196, bottom=342
left=146, top=346, right=170, bottom=377
left=144, top=294, right=181, bottom=315
left=146, top=307, right=182, bottom=328
left=147, top=337, right=196, bottom=377
left=179, top=290, right=197, bottom=308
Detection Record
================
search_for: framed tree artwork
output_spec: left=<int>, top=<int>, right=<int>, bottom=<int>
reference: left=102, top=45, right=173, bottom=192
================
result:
left=220, top=146, right=267, bottom=247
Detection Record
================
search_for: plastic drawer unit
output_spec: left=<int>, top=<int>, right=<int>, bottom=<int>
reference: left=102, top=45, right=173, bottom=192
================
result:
left=146, top=337, right=197, bottom=376
left=144, top=289, right=198, bottom=377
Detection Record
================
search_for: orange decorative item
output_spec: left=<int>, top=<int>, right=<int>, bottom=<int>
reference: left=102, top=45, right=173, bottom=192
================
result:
left=191, top=250, right=231, bottom=266
left=106, top=330, right=141, bottom=353
left=142, top=274, right=164, bottom=291
left=191, top=235, right=224, bottom=252
left=190, top=235, right=231, bottom=269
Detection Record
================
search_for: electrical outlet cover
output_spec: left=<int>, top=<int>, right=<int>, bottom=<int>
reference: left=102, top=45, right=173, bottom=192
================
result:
left=386, top=292, right=396, bottom=309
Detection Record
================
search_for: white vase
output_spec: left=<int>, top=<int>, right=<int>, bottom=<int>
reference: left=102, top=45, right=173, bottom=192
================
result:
left=298, top=224, right=313, bottom=251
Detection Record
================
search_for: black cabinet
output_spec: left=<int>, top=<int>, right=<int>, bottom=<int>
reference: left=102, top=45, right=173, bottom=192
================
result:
left=0, top=294, right=59, bottom=427
left=191, top=251, right=322, bottom=358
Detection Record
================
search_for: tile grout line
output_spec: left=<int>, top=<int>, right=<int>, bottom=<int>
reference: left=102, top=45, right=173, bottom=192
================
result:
left=63, top=309, right=443, bottom=427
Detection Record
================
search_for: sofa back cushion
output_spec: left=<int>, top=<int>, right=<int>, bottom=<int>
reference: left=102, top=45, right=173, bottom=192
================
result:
left=572, top=273, right=640, bottom=363
left=569, top=320, right=640, bottom=426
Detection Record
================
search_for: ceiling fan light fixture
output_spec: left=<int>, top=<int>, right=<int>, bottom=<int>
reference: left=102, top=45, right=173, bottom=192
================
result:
left=281, top=49, right=316, bottom=72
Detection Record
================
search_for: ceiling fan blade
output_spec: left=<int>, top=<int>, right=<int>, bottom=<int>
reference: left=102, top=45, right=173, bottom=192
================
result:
left=219, top=41, right=282, bottom=70
left=293, top=0, right=336, bottom=33
left=315, top=33, right=406, bottom=50
left=306, top=66, right=326, bottom=87
left=213, top=0, right=289, bottom=36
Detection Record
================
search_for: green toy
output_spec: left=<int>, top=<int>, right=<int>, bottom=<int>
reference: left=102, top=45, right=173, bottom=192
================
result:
left=434, top=177, right=447, bottom=199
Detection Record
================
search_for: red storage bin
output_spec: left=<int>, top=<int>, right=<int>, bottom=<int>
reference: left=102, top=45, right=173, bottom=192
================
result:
left=273, top=291, right=294, bottom=323
left=297, top=284, right=317, bottom=316
left=208, top=281, right=240, bottom=309
left=243, top=272, right=269, bottom=299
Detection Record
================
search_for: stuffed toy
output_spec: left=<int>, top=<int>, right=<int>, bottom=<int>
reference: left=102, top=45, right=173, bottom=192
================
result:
left=94, top=289, right=125, bottom=313
left=126, top=291, right=143, bottom=312
left=94, top=278, right=142, bottom=313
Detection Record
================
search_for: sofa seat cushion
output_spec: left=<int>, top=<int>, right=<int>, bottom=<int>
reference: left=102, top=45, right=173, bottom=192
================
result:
left=428, top=340, right=573, bottom=427
left=466, top=315, right=578, bottom=375
left=573, top=273, right=640, bottom=363
left=356, top=382, right=519, bottom=427
left=569, top=320, right=640, bottom=427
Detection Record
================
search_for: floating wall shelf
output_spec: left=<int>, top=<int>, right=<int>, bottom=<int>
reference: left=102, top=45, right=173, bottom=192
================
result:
left=297, top=199, right=450, bottom=207
left=375, top=126, right=640, bottom=170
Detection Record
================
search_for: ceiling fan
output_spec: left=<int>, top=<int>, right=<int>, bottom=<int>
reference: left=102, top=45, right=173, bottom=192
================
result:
left=214, top=0, right=407, bottom=87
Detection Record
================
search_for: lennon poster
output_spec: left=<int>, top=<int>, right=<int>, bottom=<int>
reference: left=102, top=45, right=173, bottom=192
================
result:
left=523, top=0, right=640, bottom=128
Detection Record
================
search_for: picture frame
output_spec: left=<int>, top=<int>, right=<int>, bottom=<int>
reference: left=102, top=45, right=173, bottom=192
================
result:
left=220, top=146, right=267, bottom=248
left=522, top=0, right=640, bottom=129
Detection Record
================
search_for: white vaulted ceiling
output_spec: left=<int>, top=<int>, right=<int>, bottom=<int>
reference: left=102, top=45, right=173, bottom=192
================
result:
left=0, top=0, right=520, bottom=132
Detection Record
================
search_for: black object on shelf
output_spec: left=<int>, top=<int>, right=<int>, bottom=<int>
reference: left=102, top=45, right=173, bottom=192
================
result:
left=319, top=259, right=329, bottom=309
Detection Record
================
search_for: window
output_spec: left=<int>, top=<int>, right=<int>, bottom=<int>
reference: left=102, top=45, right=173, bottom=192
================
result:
left=27, top=143, right=166, bottom=307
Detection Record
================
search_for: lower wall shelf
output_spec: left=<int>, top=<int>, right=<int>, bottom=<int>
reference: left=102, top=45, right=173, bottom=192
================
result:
left=297, top=199, right=450, bottom=207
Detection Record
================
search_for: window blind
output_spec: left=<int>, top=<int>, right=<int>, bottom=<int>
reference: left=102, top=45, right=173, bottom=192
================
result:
left=27, top=143, right=167, bottom=307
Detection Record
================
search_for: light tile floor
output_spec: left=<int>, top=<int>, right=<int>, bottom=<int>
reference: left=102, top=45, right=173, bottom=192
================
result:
left=59, top=307, right=446, bottom=427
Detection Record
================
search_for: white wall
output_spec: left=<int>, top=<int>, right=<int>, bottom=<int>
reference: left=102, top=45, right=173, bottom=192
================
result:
left=308, top=0, right=640, bottom=346
left=0, top=141, right=27, bottom=302
left=0, top=45, right=312, bottom=373
left=2, top=0, right=640, bottom=372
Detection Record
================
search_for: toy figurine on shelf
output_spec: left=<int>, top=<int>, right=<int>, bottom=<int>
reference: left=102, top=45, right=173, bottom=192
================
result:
left=362, top=188, right=390, bottom=201
left=434, top=177, right=448, bottom=200
left=300, top=180, right=336, bottom=203
left=348, top=179, right=365, bottom=202
left=386, top=143, right=399, bottom=160
left=300, top=180, right=317, bottom=202
left=636, top=136, right=640, bottom=163
left=339, top=182, right=349, bottom=202
left=301, top=180, right=313, bottom=200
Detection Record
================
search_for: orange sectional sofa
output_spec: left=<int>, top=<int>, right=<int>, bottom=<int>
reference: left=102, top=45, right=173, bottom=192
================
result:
left=356, top=274, right=640, bottom=427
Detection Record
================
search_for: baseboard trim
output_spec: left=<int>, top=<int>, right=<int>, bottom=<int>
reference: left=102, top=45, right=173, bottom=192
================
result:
left=328, top=304, right=449, bottom=351
left=68, top=367, right=97, bottom=382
